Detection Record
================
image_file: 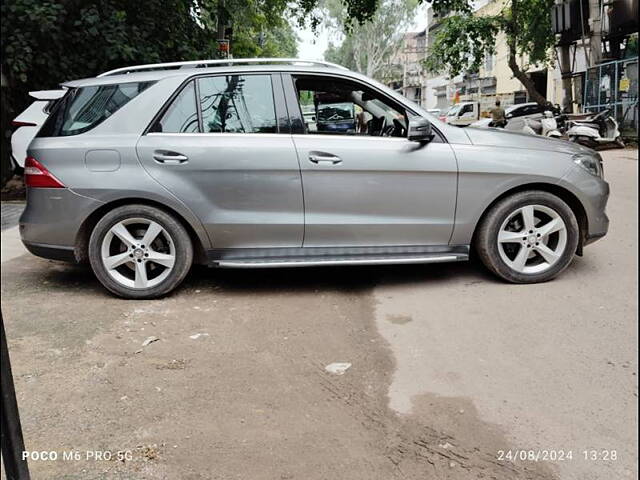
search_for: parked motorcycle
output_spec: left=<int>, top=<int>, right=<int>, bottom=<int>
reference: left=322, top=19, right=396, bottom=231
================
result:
left=566, top=109, right=625, bottom=149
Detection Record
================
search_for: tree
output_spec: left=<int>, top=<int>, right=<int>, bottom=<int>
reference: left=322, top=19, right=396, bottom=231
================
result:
left=0, top=0, right=297, bottom=183
left=423, top=0, right=555, bottom=106
left=323, top=0, right=419, bottom=79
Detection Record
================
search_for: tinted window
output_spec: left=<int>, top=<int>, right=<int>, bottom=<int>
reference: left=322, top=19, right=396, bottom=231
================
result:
left=39, top=81, right=153, bottom=137
left=198, top=75, right=277, bottom=133
left=154, top=81, right=199, bottom=133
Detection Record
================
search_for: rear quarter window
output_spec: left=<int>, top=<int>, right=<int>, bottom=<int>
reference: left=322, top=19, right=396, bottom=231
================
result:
left=38, top=81, right=154, bottom=137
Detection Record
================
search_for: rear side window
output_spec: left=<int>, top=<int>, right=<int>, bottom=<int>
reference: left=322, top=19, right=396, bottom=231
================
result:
left=198, top=75, right=277, bottom=133
left=153, top=81, right=199, bottom=133
left=150, top=74, right=279, bottom=134
left=39, top=81, right=153, bottom=137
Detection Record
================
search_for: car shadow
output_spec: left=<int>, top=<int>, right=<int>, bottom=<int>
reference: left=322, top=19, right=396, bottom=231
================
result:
left=8, top=254, right=501, bottom=299
left=182, top=257, right=500, bottom=295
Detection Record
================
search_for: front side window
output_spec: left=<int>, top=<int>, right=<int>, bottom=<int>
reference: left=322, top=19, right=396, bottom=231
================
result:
left=460, top=104, right=473, bottom=115
left=39, top=81, right=154, bottom=137
left=293, top=75, right=407, bottom=137
left=198, top=75, right=277, bottom=133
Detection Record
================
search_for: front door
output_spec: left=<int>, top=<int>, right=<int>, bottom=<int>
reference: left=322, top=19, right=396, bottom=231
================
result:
left=284, top=74, right=458, bottom=248
left=136, top=73, right=304, bottom=249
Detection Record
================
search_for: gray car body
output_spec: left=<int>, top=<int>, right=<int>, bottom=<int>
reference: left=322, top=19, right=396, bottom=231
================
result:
left=20, top=64, right=609, bottom=266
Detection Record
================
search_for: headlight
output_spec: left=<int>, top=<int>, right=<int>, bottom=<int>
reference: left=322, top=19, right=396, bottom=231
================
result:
left=573, top=153, right=603, bottom=178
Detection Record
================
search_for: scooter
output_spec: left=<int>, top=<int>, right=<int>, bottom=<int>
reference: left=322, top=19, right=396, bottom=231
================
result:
left=566, top=109, right=624, bottom=148
left=540, top=111, right=563, bottom=138
left=521, top=111, right=563, bottom=138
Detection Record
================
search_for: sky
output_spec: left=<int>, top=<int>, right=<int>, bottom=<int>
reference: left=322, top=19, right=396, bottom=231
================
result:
left=294, top=4, right=429, bottom=61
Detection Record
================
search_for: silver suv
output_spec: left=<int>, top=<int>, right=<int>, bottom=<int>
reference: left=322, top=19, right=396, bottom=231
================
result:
left=20, top=59, right=609, bottom=299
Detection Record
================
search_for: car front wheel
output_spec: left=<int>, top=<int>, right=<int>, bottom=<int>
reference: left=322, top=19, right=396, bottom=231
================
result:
left=88, top=205, right=193, bottom=299
left=475, top=191, right=579, bottom=283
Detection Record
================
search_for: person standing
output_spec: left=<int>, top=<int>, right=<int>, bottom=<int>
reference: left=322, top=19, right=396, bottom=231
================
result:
left=490, top=99, right=507, bottom=128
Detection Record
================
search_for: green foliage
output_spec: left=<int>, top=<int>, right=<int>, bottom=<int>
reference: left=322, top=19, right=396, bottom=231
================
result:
left=295, top=0, right=471, bottom=29
left=0, top=0, right=298, bottom=182
left=424, top=14, right=501, bottom=75
left=423, top=0, right=555, bottom=103
left=323, top=0, right=419, bottom=79
left=2, top=0, right=213, bottom=92
left=508, top=0, right=555, bottom=64
left=231, top=21, right=298, bottom=58
left=425, top=0, right=556, bottom=76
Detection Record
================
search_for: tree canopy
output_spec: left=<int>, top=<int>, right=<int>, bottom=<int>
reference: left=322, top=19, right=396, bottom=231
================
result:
left=324, top=0, right=419, bottom=79
left=0, top=0, right=297, bottom=181
left=423, top=0, right=555, bottom=105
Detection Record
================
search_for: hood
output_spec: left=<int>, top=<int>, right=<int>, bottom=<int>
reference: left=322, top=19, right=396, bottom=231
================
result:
left=464, top=127, right=594, bottom=155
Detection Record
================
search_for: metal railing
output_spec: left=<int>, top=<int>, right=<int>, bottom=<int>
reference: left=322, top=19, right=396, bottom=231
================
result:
left=98, top=58, right=349, bottom=77
left=583, top=56, right=638, bottom=134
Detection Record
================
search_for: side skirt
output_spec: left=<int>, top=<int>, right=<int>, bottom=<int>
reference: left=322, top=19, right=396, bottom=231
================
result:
left=206, top=245, right=469, bottom=269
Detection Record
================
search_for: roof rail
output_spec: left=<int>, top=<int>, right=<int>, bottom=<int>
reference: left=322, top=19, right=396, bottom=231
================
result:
left=98, top=58, right=349, bottom=77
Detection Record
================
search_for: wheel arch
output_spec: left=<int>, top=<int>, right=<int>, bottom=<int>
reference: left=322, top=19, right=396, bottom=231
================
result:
left=74, top=198, right=208, bottom=265
left=471, top=183, right=588, bottom=256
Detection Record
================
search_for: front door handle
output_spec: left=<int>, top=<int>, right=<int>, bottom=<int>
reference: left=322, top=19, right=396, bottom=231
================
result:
left=153, top=151, right=188, bottom=164
left=308, top=151, right=342, bottom=165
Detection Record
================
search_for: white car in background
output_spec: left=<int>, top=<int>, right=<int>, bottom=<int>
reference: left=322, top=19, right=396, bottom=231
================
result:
left=470, top=102, right=546, bottom=130
left=11, top=89, right=66, bottom=169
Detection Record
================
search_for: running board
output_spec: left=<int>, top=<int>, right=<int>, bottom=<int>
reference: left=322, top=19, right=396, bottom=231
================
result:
left=214, top=253, right=468, bottom=268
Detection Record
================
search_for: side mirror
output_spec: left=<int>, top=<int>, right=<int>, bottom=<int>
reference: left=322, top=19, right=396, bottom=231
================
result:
left=506, top=113, right=513, bottom=119
left=408, top=117, right=433, bottom=142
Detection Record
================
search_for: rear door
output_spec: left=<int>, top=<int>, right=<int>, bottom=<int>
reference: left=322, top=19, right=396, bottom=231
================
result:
left=136, top=73, right=304, bottom=249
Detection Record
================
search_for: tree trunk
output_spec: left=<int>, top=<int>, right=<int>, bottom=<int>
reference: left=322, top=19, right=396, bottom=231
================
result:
left=507, top=43, right=549, bottom=107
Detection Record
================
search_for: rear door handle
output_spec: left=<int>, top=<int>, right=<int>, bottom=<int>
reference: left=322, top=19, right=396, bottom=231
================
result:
left=308, top=151, right=342, bottom=165
left=153, top=151, right=188, bottom=164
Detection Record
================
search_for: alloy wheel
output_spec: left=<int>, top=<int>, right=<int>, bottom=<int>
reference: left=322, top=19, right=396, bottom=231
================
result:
left=497, top=204, right=568, bottom=274
left=100, top=218, right=176, bottom=289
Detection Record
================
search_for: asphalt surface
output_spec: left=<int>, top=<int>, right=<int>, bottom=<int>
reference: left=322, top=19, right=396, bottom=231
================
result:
left=0, top=148, right=637, bottom=480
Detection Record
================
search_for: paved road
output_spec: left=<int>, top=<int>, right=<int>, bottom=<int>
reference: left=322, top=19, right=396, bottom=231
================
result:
left=0, top=149, right=636, bottom=480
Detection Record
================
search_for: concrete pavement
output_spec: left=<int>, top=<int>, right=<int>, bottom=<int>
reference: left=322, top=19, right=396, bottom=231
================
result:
left=374, top=149, right=638, bottom=480
left=0, top=149, right=636, bottom=479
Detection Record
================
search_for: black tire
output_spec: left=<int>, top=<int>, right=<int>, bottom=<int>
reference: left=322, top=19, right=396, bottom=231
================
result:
left=475, top=191, right=579, bottom=284
left=88, top=204, right=193, bottom=299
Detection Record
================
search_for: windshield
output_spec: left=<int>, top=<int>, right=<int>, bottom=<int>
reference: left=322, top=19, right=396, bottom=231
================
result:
left=447, top=105, right=461, bottom=116
left=317, top=102, right=354, bottom=122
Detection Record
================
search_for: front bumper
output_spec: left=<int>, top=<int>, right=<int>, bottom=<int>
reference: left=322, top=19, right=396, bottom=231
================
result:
left=559, top=165, right=610, bottom=247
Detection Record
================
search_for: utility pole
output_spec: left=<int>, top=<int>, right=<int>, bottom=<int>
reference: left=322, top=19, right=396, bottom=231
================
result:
left=558, top=43, right=574, bottom=112
left=588, top=0, right=602, bottom=65
left=216, top=0, right=229, bottom=59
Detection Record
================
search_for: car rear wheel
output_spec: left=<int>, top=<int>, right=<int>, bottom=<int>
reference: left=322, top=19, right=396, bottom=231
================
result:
left=89, top=205, right=193, bottom=299
left=475, top=191, right=579, bottom=283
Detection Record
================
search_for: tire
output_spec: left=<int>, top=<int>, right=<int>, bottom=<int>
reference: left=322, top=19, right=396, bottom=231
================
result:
left=88, top=204, right=193, bottom=299
left=475, top=191, right=579, bottom=284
